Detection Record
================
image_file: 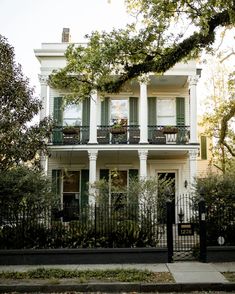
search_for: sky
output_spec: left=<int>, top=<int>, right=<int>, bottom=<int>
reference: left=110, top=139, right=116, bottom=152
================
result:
left=0, top=0, right=131, bottom=94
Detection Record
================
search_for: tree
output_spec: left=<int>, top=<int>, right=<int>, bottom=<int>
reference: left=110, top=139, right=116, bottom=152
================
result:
left=0, top=35, right=52, bottom=171
left=200, top=31, right=235, bottom=173
left=49, top=0, right=235, bottom=101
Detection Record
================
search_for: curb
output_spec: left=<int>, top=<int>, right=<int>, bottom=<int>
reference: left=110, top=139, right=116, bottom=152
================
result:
left=0, top=282, right=235, bottom=293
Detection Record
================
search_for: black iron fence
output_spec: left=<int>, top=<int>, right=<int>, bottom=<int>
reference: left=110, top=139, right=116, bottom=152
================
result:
left=206, top=203, right=235, bottom=246
left=0, top=203, right=167, bottom=249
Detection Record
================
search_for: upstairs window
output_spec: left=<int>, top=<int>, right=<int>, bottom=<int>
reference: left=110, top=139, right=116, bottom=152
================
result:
left=63, top=104, right=82, bottom=126
left=110, top=99, right=128, bottom=125
left=157, top=98, right=176, bottom=125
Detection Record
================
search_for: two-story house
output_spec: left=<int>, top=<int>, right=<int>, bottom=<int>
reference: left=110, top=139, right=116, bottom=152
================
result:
left=34, top=29, right=200, bottom=212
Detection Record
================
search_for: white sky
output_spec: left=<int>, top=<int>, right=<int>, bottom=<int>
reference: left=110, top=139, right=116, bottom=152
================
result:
left=0, top=0, right=131, bottom=94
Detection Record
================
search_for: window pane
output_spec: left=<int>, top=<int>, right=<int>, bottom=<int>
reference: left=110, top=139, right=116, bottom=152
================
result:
left=157, top=99, right=175, bottom=116
left=111, top=170, right=127, bottom=192
left=63, top=171, right=80, bottom=193
left=63, top=104, right=82, bottom=126
left=110, top=99, right=128, bottom=124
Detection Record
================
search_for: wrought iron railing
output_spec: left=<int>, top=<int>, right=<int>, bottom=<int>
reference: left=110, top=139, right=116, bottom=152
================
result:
left=51, top=125, right=190, bottom=145
left=148, top=125, right=190, bottom=144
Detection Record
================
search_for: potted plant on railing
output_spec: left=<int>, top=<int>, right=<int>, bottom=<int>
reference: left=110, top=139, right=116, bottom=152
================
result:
left=63, top=125, right=80, bottom=135
left=110, top=120, right=127, bottom=135
left=162, top=126, right=178, bottom=134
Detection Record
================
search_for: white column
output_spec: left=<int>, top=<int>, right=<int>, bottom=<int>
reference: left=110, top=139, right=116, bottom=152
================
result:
left=189, top=76, right=199, bottom=144
left=138, top=149, right=148, bottom=179
left=40, top=153, right=48, bottom=175
left=38, top=74, right=48, bottom=121
left=89, top=91, right=98, bottom=144
left=189, top=150, right=198, bottom=188
left=88, top=149, right=98, bottom=205
left=139, top=82, right=148, bottom=144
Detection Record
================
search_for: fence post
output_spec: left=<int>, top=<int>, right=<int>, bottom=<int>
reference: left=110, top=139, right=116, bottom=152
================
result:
left=199, top=198, right=207, bottom=262
left=166, top=199, right=173, bottom=263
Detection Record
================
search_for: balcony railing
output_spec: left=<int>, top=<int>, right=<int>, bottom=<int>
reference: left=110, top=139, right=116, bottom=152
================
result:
left=51, top=125, right=190, bottom=145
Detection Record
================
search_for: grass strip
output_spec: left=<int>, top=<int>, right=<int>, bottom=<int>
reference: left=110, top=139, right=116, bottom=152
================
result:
left=222, top=272, right=235, bottom=282
left=0, top=268, right=174, bottom=283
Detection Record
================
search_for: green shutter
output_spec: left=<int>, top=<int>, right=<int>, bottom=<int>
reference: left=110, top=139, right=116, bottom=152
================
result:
left=129, top=169, right=138, bottom=180
left=52, top=170, right=61, bottom=198
left=148, top=97, right=156, bottom=125
left=53, top=97, right=63, bottom=125
left=100, top=169, right=109, bottom=181
left=176, top=97, right=185, bottom=126
left=148, top=97, right=156, bottom=141
left=101, top=97, right=110, bottom=125
left=201, top=136, right=207, bottom=160
left=82, top=98, right=90, bottom=126
left=53, top=97, right=63, bottom=144
left=81, top=169, right=89, bottom=208
left=129, top=97, right=138, bottom=125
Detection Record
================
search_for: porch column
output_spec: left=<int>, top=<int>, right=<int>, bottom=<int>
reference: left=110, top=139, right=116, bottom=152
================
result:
left=89, top=91, right=98, bottom=144
left=88, top=149, right=98, bottom=205
left=189, top=76, right=199, bottom=144
left=189, top=150, right=198, bottom=188
left=38, top=74, right=48, bottom=121
left=139, top=82, right=148, bottom=144
left=138, top=149, right=148, bottom=179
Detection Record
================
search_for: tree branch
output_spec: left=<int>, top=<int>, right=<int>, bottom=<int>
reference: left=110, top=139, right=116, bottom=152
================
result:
left=101, top=9, right=233, bottom=93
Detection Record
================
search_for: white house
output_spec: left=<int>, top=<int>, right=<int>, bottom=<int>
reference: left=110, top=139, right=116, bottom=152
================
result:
left=34, top=29, right=200, bottom=212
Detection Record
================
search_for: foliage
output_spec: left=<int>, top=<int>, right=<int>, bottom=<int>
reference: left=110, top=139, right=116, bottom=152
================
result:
left=200, top=55, right=235, bottom=173
left=0, top=166, right=57, bottom=233
left=0, top=35, right=52, bottom=171
left=0, top=166, right=57, bottom=208
left=194, top=172, right=235, bottom=245
left=49, top=0, right=235, bottom=100
left=0, top=268, right=174, bottom=283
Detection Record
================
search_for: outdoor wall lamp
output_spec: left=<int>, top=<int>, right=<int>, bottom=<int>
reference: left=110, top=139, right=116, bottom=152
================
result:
left=184, top=180, right=188, bottom=188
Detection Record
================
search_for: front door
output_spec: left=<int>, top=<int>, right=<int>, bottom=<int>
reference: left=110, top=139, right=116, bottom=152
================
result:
left=158, top=172, right=176, bottom=223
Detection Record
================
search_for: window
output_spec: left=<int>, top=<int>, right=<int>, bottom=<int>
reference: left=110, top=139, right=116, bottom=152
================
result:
left=63, top=171, right=80, bottom=220
left=110, top=99, right=128, bottom=125
left=63, top=104, right=82, bottom=126
left=111, top=170, right=128, bottom=206
left=157, top=98, right=176, bottom=125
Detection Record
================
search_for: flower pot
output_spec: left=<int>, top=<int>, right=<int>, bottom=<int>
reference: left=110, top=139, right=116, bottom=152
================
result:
left=162, top=127, right=178, bottom=134
left=110, top=127, right=126, bottom=135
left=63, top=127, right=80, bottom=135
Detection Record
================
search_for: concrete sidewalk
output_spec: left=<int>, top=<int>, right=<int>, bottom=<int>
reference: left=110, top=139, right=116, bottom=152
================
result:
left=0, top=261, right=234, bottom=292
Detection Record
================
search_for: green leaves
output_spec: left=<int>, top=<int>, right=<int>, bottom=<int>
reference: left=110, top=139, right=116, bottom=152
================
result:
left=0, top=35, right=52, bottom=171
left=49, top=0, right=235, bottom=99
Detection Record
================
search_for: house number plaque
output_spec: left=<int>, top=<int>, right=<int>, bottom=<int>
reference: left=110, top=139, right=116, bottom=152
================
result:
left=178, top=223, right=194, bottom=236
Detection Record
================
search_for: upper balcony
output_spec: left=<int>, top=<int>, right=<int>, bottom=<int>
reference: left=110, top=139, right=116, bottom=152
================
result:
left=51, top=125, right=190, bottom=146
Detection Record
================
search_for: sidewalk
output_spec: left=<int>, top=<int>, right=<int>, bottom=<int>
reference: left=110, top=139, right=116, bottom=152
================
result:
left=0, top=261, right=234, bottom=292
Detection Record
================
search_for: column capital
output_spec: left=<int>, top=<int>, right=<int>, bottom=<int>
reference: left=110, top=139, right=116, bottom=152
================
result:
left=88, top=149, right=98, bottom=161
left=38, top=74, right=48, bottom=85
left=189, top=150, right=198, bottom=161
left=138, top=74, right=150, bottom=84
left=138, top=149, right=148, bottom=160
left=188, top=75, right=199, bottom=87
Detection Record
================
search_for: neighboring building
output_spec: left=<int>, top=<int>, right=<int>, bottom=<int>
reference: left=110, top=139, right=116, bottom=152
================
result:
left=34, top=29, right=200, bottom=211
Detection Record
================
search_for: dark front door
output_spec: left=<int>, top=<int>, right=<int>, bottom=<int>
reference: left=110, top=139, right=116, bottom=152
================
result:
left=158, top=172, right=176, bottom=223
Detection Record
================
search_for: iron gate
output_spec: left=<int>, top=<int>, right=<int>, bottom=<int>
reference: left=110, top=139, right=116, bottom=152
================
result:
left=167, top=195, right=206, bottom=262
